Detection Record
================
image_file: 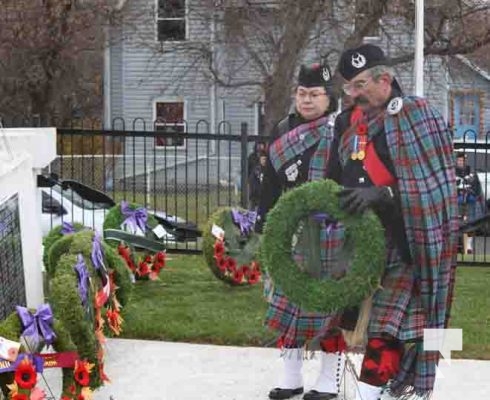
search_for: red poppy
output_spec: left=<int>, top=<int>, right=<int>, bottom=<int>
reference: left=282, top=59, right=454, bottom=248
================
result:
left=153, top=261, right=164, bottom=271
left=117, top=244, right=131, bottom=260
left=137, top=262, right=150, bottom=276
left=14, top=357, right=37, bottom=389
left=77, top=395, right=86, bottom=400
left=144, top=255, right=152, bottom=263
left=247, top=269, right=261, bottom=285
left=69, top=384, right=76, bottom=394
left=61, top=396, right=73, bottom=400
left=226, top=257, right=237, bottom=272
left=155, top=251, right=166, bottom=263
left=12, top=394, right=29, bottom=400
left=232, top=269, right=244, bottom=284
left=74, top=361, right=90, bottom=387
left=251, top=261, right=260, bottom=272
left=216, top=257, right=227, bottom=272
left=240, top=265, right=250, bottom=277
left=214, top=240, right=225, bottom=257
left=357, top=123, right=368, bottom=136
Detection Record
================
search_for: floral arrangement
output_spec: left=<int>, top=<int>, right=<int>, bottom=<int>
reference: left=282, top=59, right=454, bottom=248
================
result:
left=203, top=207, right=262, bottom=286
left=117, top=243, right=166, bottom=281
left=7, top=355, right=94, bottom=400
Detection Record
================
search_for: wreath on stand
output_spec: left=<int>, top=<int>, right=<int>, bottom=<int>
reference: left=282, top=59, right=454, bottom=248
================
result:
left=0, top=306, right=91, bottom=400
left=103, top=201, right=167, bottom=282
left=203, top=207, right=262, bottom=286
left=259, top=179, right=386, bottom=313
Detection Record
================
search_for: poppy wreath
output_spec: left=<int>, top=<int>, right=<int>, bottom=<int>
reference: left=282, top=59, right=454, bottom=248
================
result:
left=117, top=243, right=166, bottom=281
left=0, top=310, right=78, bottom=398
left=45, top=230, right=133, bottom=389
left=102, top=201, right=160, bottom=248
left=259, top=179, right=385, bottom=313
left=202, top=207, right=262, bottom=286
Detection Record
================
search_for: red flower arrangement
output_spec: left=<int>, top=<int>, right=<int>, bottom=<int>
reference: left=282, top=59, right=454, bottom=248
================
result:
left=212, top=239, right=261, bottom=285
left=117, top=243, right=166, bottom=281
left=8, top=357, right=94, bottom=400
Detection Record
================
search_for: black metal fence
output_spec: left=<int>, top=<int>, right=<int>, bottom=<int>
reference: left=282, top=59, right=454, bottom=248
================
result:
left=2, top=115, right=490, bottom=264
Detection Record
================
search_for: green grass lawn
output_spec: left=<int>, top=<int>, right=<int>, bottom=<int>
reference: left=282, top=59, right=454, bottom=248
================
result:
left=121, top=256, right=490, bottom=358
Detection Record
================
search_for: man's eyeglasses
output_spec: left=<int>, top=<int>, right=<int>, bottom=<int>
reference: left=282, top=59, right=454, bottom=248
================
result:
left=296, top=91, right=327, bottom=101
left=342, top=76, right=373, bottom=95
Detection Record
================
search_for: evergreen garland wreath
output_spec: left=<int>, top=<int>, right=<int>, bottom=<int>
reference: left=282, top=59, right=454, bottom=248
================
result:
left=259, top=179, right=385, bottom=313
left=203, top=207, right=262, bottom=286
left=42, top=222, right=85, bottom=267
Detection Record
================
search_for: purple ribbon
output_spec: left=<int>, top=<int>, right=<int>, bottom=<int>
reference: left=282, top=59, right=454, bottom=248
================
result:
left=91, top=231, right=105, bottom=272
left=0, top=353, right=44, bottom=374
left=74, top=254, right=89, bottom=307
left=61, top=222, right=75, bottom=235
left=16, top=304, right=56, bottom=347
left=231, top=209, right=257, bottom=236
left=120, top=200, right=148, bottom=234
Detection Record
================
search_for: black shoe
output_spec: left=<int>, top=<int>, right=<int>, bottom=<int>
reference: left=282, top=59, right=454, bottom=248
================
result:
left=302, top=390, right=338, bottom=400
left=268, top=387, right=304, bottom=399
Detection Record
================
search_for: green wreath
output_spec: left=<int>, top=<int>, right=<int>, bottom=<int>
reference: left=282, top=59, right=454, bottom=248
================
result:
left=259, top=179, right=385, bottom=313
left=203, top=207, right=262, bottom=286
left=42, top=222, right=85, bottom=267
left=0, top=310, right=77, bottom=397
left=102, top=202, right=159, bottom=248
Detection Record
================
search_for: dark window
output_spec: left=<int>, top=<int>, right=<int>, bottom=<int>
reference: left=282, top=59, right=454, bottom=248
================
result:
left=157, top=0, right=186, bottom=41
left=155, top=102, right=185, bottom=147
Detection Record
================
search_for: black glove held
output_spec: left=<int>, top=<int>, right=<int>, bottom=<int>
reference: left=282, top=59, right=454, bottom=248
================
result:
left=338, top=186, right=394, bottom=215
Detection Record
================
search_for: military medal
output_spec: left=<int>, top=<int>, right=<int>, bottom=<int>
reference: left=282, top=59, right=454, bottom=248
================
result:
left=357, top=150, right=365, bottom=160
left=351, top=123, right=368, bottom=161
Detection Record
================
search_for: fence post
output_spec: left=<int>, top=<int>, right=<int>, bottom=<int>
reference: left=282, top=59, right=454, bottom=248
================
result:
left=240, top=122, right=248, bottom=209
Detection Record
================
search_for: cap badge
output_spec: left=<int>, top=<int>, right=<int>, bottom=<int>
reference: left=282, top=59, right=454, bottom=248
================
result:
left=351, top=53, right=367, bottom=69
left=387, top=97, right=403, bottom=115
left=322, top=67, right=331, bottom=82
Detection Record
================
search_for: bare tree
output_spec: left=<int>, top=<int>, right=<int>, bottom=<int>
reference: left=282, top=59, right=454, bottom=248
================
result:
left=0, top=0, right=120, bottom=123
left=123, top=0, right=490, bottom=135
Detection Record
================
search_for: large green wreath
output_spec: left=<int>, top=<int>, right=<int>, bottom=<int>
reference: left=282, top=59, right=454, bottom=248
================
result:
left=259, top=179, right=386, bottom=313
left=42, top=222, right=85, bottom=267
left=203, top=207, right=261, bottom=286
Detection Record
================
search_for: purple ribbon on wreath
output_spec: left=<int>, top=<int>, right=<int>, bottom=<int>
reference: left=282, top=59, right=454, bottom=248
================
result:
left=15, top=304, right=56, bottom=348
left=74, top=254, right=89, bottom=307
left=120, top=200, right=148, bottom=235
left=231, top=209, right=257, bottom=236
left=61, top=221, right=75, bottom=235
left=91, top=231, right=105, bottom=272
left=311, top=212, right=336, bottom=235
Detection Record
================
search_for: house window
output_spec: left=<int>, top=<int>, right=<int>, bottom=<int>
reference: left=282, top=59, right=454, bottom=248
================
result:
left=459, top=95, right=477, bottom=126
left=451, top=91, right=483, bottom=140
left=155, top=101, right=185, bottom=147
left=157, top=0, right=186, bottom=42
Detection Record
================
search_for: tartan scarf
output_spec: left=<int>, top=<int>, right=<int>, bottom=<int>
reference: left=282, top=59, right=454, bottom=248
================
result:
left=268, top=115, right=335, bottom=181
left=338, top=97, right=458, bottom=398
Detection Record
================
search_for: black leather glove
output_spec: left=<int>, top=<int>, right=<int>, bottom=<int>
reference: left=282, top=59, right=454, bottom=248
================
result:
left=338, top=186, right=394, bottom=215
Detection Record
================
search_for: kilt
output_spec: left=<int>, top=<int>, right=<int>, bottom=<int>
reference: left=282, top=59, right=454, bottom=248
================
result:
left=264, top=220, right=345, bottom=347
left=368, top=246, right=426, bottom=341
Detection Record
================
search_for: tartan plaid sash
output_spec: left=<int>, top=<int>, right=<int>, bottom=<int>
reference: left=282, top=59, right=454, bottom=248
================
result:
left=268, top=115, right=335, bottom=181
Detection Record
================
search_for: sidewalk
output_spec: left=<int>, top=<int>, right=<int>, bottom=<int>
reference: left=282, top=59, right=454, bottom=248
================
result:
left=40, top=339, right=490, bottom=399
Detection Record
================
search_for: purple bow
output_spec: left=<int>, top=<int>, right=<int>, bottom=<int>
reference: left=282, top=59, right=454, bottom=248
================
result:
left=120, top=200, right=148, bottom=234
left=231, top=209, right=257, bottom=236
left=61, top=222, right=75, bottom=235
left=91, top=231, right=105, bottom=272
left=16, top=304, right=56, bottom=348
left=74, top=254, right=89, bottom=307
